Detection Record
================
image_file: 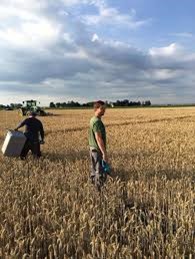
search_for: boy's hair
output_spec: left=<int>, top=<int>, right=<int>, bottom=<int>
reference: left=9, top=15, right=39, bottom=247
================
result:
left=94, top=100, right=105, bottom=110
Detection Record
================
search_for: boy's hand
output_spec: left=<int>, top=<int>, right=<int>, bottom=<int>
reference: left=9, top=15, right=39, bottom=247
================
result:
left=103, top=153, right=108, bottom=162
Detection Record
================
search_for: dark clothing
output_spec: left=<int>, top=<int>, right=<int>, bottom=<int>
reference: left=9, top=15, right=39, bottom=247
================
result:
left=17, top=117, right=44, bottom=142
left=89, top=148, right=107, bottom=189
left=17, top=117, right=44, bottom=159
left=20, top=140, right=41, bottom=159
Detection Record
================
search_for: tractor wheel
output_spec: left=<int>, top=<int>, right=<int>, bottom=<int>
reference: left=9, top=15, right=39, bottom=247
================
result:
left=38, top=110, right=45, bottom=116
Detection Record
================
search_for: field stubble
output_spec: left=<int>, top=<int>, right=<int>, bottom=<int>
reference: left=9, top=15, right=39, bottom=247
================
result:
left=0, top=108, right=194, bottom=258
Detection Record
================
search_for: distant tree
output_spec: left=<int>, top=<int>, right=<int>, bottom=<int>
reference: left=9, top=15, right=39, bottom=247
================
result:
left=123, top=99, right=129, bottom=106
left=9, top=103, right=22, bottom=109
left=82, top=102, right=93, bottom=107
left=0, top=104, right=5, bottom=110
left=49, top=102, right=56, bottom=108
left=142, top=100, right=151, bottom=106
left=115, top=100, right=121, bottom=106
left=56, top=102, right=61, bottom=108
left=17, top=103, right=23, bottom=108
left=145, top=100, right=151, bottom=106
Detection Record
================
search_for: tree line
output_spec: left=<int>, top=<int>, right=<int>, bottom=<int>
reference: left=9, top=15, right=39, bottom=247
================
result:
left=49, top=100, right=151, bottom=108
left=0, top=103, right=22, bottom=110
left=0, top=100, right=152, bottom=110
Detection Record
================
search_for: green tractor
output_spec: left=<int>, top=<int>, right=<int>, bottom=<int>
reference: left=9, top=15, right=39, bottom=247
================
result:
left=18, top=100, right=47, bottom=116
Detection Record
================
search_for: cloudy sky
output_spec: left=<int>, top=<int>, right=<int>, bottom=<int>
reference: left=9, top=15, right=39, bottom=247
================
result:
left=0, top=0, right=195, bottom=105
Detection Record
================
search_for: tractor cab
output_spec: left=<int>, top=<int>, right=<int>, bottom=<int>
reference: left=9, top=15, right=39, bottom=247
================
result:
left=23, top=100, right=38, bottom=108
left=19, top=100, right=47, bottom=116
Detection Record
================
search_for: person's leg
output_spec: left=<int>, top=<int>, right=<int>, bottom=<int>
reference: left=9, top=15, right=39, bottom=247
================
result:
left=89, top=149, right=96, bottom=184
left=96, top=151, right=107, bottom=188
left=20, top=140, right=31, bottom=160
left=90, top=149, right=106, bottom=190
left=31, top=142, right=41, bottom=158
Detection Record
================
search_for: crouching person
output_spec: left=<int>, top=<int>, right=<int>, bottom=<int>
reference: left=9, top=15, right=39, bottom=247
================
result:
left=89, top=100, right=108, bottom=190
left=14, top=111, right=45, bottom=159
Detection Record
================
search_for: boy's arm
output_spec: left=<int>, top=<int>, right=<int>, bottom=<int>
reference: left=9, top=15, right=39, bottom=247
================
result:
left=39, top=123, right=44, bottom=141
left=95, top=131, right=107, bottom=162
left=14, top=120, right=26, bottom=131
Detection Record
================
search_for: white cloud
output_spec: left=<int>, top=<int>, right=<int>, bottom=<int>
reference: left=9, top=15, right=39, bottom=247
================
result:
left=0, top=19, right=60, bottom=49
left=60, top=0, right=100, bottom=7
left=59, top=0, right=150, bottom=30
left=64, top=48, right=89, bottom=59
left=63, top=32, right=74, bottom=43
left=83, top=7, right=150, bottom=29
left=146, top=69, right=183, bottom=81
left=148, top=43, right=195, bottom=71
left=0, top=0, right=48, bottom=18
left=149, top=43, right=182, bottom=57
left=0, top=6, right=37, bottom=21
left=91, top=33, right=99, bottom=42
left=61, top=0, right=80, bottom=5
left=0, top=0, right=61, bottom=50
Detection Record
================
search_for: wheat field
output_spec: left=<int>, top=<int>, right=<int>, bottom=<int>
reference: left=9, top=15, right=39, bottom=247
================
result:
left=0, top=108, right=194, bottom=258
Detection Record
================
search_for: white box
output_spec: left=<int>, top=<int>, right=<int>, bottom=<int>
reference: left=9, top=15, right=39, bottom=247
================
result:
left=1, top=130, right=26, bottom=157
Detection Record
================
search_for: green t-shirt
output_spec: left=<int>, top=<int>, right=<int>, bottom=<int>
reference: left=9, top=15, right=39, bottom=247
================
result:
left=89, top=116, right=106, bottom=150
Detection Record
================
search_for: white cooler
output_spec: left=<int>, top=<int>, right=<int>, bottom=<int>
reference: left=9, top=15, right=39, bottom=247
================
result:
left=1, top=130, right=26, bottom=157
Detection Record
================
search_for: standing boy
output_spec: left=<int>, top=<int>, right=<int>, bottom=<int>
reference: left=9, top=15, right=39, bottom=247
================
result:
left=89, top=100, right=108, bottom=189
